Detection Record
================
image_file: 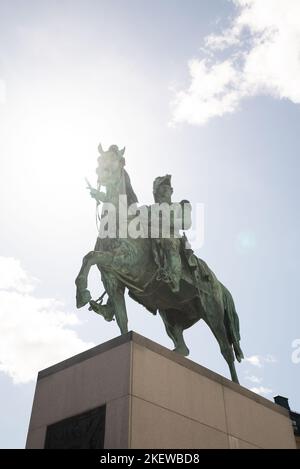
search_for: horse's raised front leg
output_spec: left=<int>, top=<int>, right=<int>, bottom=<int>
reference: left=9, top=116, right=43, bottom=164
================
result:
left=75, top=250, right=113, bottom=308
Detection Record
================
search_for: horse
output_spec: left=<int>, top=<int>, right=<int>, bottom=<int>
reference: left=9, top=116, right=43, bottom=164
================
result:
left=75, top=145, right=244, bottom=383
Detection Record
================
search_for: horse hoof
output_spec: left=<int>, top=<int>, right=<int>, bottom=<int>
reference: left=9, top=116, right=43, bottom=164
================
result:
left=173, top=346, right=190, bottom=357
left=89, top=301, right=115, bottom=322
left=76, top=289, right=92, bottom=308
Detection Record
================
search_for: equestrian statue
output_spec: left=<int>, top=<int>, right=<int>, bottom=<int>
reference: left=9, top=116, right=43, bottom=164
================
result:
left=75, top=144, right=244, bottom=383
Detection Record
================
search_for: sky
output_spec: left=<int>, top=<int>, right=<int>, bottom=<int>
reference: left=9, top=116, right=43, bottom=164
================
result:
left=0, top=0, right=300, bottom=448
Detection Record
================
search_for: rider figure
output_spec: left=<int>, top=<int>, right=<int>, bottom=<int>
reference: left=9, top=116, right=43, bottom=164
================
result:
left=151, top=175, right=192, bottom=293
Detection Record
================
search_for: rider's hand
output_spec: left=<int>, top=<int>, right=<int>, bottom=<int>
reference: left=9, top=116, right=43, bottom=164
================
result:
left=89, top=188, right=106, bottom=203
left=90, top=188, right=100, bottom=200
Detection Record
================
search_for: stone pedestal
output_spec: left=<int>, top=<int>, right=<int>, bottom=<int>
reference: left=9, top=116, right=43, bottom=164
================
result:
left=26, top=331, right=296, bottom=449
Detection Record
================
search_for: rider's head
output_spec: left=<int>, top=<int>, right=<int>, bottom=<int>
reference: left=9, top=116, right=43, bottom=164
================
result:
left=153, top=175, right=173, bottom=204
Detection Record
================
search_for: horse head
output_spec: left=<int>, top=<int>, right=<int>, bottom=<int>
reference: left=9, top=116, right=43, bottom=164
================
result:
left=96, top=144, right=125, bottom=188
left=96, top=143, right=138, bottom=204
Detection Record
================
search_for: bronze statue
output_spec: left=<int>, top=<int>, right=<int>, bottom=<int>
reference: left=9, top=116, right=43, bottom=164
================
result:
left=75, top=144, right=244, bottom=383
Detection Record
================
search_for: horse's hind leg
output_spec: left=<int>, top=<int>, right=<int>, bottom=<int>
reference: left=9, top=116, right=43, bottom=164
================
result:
left=159, top=309, right=189, bottom=357
left=208, top=318, right=239, bottom=383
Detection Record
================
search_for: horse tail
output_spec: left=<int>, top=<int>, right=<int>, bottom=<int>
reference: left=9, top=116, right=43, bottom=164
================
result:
left=220, top=282, right=244, bottom=362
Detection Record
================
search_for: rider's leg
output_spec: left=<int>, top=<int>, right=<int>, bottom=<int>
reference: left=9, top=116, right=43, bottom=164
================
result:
left=165, top=239, right=182, bottom=293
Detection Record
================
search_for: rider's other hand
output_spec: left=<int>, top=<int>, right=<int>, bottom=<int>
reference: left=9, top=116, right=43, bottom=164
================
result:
left=90, top=188, right=100, bottom=199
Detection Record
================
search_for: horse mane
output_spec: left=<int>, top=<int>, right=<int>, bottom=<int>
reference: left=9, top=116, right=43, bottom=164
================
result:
left=124, top=169, right=138, bottom=205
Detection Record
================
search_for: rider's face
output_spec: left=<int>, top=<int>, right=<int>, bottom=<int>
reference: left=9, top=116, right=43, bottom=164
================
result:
left=156, top=184, right=173, bottom=204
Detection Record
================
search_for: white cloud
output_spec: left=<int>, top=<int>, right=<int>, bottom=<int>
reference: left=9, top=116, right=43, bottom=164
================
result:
left=0, top=257, right=94, bottom=384
left=0, top=257, right=38, bottom=293
left=244, top=354, right=277, bottom=368
left=264, top=354, right=278, bottom=364
left=250, top=386, right=273, bottom=396
left=245, top=375, right=262, bottom=384
left=171, top=0, right=300, bottom=125
left=244, top=355, right=263, bottom=368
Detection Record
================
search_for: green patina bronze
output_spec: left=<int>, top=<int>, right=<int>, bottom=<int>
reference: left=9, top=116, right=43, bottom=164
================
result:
left=75, top=144, right=244, bottom=383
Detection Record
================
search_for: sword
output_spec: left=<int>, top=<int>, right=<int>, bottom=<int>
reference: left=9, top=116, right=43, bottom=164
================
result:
left=85, top=177, right=93, bottom=190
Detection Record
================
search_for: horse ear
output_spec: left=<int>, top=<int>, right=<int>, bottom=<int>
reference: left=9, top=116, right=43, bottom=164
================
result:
left=120, top=147, right=126, bottom=156
left=98, top=143, right=104, bottom=155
